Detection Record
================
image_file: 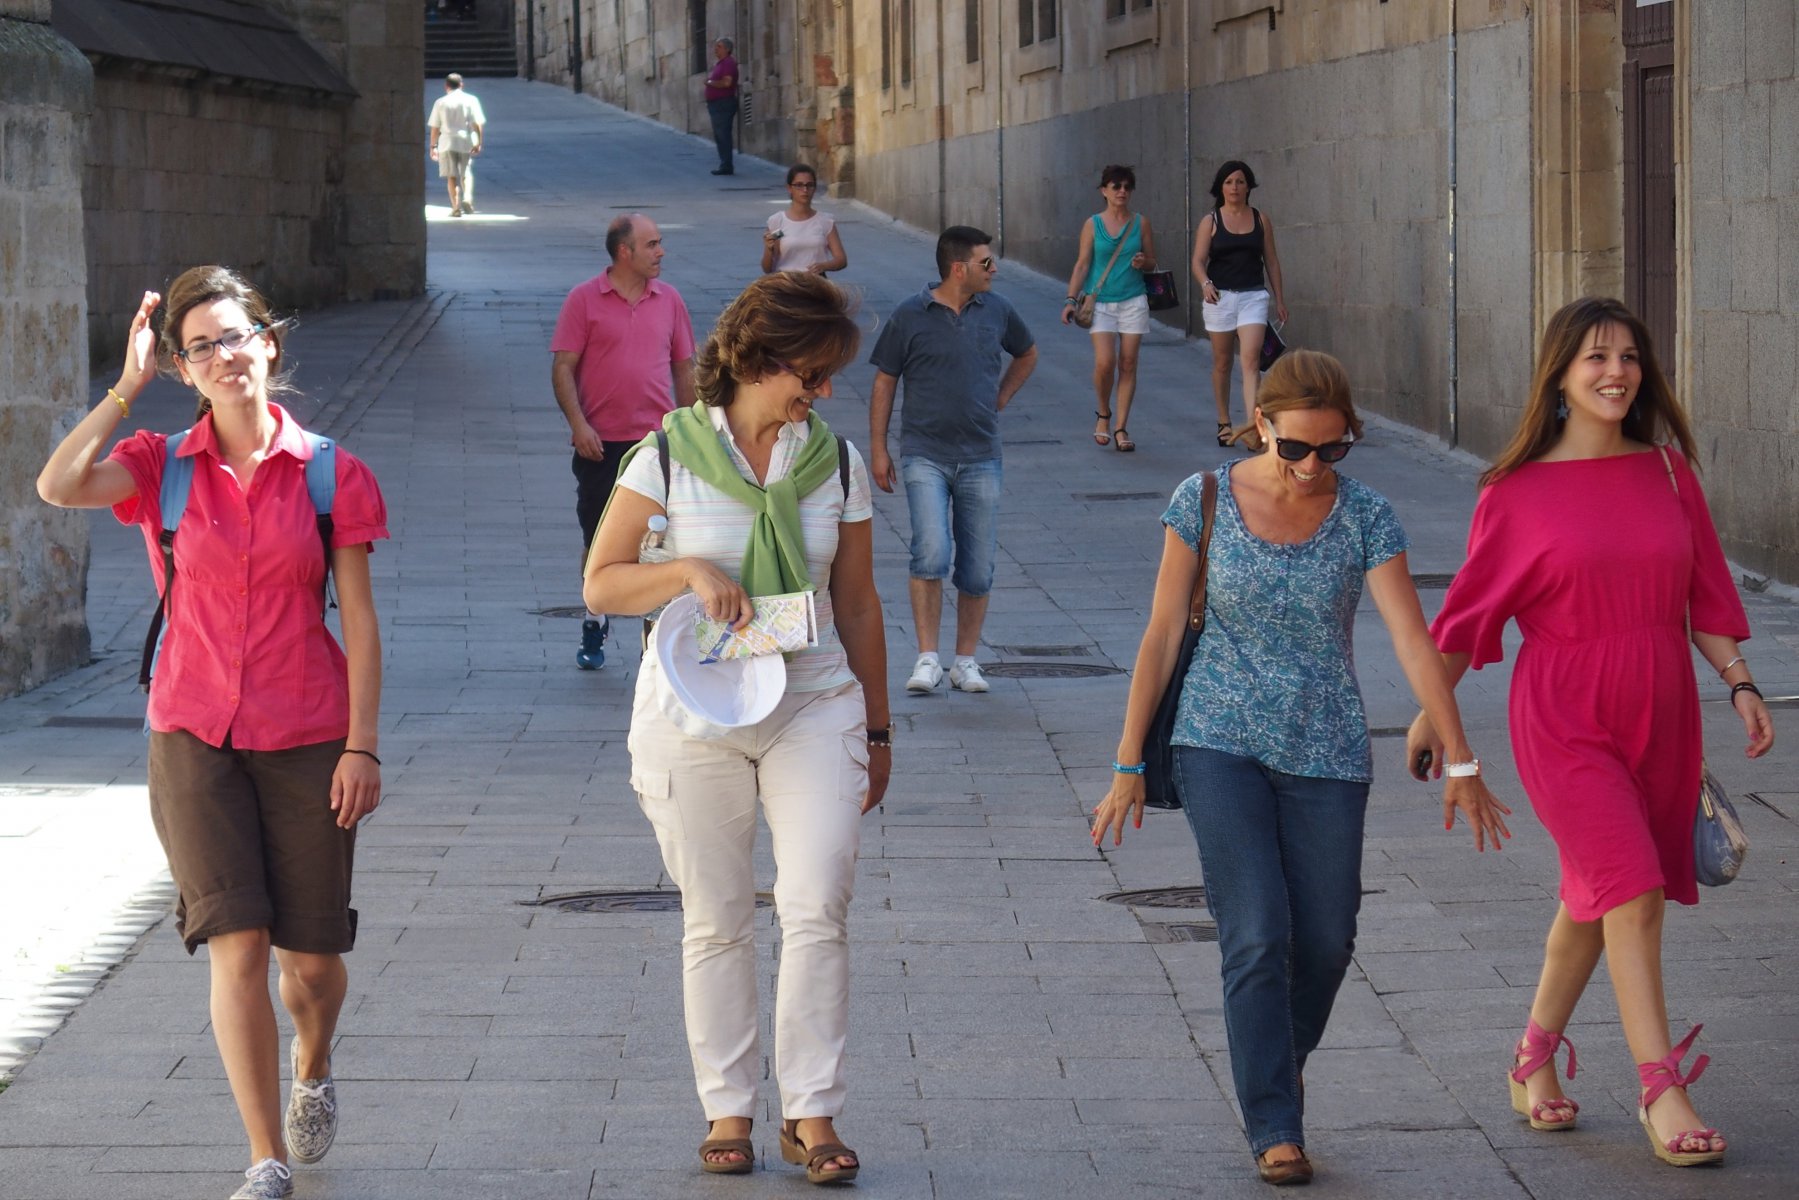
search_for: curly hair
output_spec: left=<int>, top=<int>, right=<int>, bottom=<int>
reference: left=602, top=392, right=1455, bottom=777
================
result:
left=158, top=265, right=293, bottom=420
left=692, top=273, right=862, bottom=408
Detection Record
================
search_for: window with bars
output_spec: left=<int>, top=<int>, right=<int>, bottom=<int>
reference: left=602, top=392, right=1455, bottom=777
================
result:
left=966, top=0, right=981, bottom=64
left=1019, top=0, right=1057, bottom=47
left=689, top=0, right=707, bottom=76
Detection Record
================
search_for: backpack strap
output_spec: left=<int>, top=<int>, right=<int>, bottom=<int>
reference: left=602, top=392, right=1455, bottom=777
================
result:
left=301, top=431, right=338, bottom=613
left=657, top=429, right=671, bottom=497
left=140, top=430, right=194, bottom=691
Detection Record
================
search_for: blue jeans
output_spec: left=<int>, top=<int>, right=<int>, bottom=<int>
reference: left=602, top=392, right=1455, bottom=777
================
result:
left=707, top=97, right=737, bottom=169
left=1174, top=746, right=1369, bottom=1155
left=900, top=456, right=1001, bottom=597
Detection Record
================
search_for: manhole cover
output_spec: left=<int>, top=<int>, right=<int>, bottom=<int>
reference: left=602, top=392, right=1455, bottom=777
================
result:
left=41, top=716, right=143, bottom=730
left=980, top=662, right=1122, bottom=679
left=1101, top=886, right=1208, bottom=908
left=991, top=645, right=1094, bottom=657
left=533, top=605, right=588, bottom=619
left=1074, top=491, right=1164, bottom=502
left=1410, top=573, right=1457, bottom=589
left=524, top=889, right=773, bottom=913
left=1141, top=921, right=1219, bottom=944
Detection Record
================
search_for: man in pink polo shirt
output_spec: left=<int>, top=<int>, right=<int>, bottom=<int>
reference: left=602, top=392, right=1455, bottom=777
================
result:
left=551, top=213, right=697, bottom=669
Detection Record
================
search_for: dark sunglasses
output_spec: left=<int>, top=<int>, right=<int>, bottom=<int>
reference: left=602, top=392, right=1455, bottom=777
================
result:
left=773, top=359, right=830, bottom=390
left=1270, top=434, right=1355, bottom=464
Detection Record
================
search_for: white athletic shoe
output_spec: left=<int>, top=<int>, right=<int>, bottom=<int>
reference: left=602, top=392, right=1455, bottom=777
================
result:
left=949, top=660, right=990, bottom=694
left=906, top=654, right=943, bottom=694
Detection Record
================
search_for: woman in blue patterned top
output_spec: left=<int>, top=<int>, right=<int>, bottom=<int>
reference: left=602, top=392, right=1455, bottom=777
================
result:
left=1091, top=350, right=1512, bottom=1185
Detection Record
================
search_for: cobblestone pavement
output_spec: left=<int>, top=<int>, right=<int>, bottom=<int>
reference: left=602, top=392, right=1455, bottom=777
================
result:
left=1, top=79, right=1796, bottom=1200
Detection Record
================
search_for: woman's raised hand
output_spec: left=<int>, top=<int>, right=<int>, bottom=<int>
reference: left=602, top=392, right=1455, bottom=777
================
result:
left=682, top=557, right=754, bottom=630
left=120, top=291, right=162, bottom=397
left=1443, top=776, right=1512, bottom=852
left=1090, top=772, right=1147, bottom=848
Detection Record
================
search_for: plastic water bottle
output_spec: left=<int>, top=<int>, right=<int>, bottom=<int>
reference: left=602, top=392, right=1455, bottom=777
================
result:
left=640, top=515, right=675, bottom=642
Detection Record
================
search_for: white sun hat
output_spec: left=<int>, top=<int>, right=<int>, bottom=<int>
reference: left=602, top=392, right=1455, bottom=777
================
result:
left=651, top=592, right=786, bottom=738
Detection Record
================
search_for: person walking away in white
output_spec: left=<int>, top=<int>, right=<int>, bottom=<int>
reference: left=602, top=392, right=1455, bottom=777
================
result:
left=428, top=74, right=485, bottom=217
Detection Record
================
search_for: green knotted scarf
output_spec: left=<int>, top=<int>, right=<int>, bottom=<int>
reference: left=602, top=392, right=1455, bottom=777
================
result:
left=606, top=402, right=841, bottom=596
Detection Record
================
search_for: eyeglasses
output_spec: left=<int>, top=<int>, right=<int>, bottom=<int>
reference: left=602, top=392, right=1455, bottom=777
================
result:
left=1270, top=433, right=1355, bottom=464
left=773, top=359, right=830, bottom=390
left=175, top=324, right=266, bottom=364
left=790, top=181, right=818, bottom=189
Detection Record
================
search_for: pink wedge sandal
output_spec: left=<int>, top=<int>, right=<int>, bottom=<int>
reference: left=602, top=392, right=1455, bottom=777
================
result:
left=1508, top=1018, right=1579, bottom=1131
left=1638, top=1025, right=1725, bottom=1167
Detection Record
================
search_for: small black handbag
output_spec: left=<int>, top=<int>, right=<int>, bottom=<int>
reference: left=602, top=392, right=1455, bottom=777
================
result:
left=1143, top=270, right=1180, bottom=311
left=1143, top=472, right=1217, bottom=810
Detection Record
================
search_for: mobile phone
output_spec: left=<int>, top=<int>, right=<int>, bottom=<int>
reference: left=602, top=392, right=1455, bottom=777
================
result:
left=1413, top=748, right=1434, bottom=777
left=770, top=230, right=783, bottom=239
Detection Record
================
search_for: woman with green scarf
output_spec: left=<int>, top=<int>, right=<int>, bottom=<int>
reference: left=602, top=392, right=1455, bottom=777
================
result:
left=583, top=273, right=889, bottom=1185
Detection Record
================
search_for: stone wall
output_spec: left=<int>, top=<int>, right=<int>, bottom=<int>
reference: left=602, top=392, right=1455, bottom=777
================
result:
left=1687, top=0, right=1798, bottom=580
left=82, top=73, right=350, bottom=361
left=0, top=0, right=94, bottom=698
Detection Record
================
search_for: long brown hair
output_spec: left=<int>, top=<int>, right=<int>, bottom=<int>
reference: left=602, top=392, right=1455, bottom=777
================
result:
left=158, top=265, right=292, bottom=420
left=693, top=273, right=861, bottom=408
left=1231, top=349, right=1364, bottom=446
left=1481, top=296, right=1695, bottom=487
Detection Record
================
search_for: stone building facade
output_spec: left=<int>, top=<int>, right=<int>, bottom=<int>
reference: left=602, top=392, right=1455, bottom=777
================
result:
left=530, top=0, right=1795, bottom=583
left=1, top=0, right=94, bottom=699
left=60, top=0, right=427, bottom=361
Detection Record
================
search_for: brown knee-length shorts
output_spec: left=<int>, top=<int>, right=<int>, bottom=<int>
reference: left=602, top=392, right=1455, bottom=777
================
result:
left=148, top=730, right=358, bottom=955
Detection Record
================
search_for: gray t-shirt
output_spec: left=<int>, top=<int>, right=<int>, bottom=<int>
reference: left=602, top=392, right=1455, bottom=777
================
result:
left=869, top=285, right=1035, bottom=464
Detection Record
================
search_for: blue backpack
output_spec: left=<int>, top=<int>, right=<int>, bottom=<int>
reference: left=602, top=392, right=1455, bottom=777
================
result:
left=138, top=428, right=338, bottom=691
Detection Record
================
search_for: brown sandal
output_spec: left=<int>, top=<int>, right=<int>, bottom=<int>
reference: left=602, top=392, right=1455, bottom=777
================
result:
left=699, top=1119, right=754, bottom=1175
left=780, top=1119, right=859, bottom=1185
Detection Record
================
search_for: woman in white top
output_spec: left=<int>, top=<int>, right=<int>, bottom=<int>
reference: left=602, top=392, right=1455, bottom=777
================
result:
left=584, top=273, right=886, bottom=1185
left=761, top=163, right=849, bottom=276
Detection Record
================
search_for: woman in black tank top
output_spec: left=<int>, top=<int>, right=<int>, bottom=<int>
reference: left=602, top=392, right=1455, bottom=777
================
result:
left=1190, top=161, right=1289, bottom=448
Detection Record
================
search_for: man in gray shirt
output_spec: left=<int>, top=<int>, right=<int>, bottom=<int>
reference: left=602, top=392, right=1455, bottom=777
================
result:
left=870, top=225, right=1038, bottom=696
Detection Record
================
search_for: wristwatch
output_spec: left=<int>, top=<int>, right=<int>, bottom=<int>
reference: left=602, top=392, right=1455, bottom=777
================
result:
left=866, top=725, right=893, bottom=746
left=1444, top=759, right=1481, bottom=778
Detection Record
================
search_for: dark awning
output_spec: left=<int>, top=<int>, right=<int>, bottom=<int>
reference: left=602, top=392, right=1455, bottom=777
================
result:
left=53, top=0, right=356, bottom=97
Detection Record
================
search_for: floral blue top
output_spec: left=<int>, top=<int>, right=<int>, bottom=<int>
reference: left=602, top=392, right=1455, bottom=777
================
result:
left=1161, top=461, right=1410, bottom=782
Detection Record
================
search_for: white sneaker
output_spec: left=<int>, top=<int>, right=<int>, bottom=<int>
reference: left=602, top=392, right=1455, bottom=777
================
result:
left=906, top=654, right=943, bottom=694
left=949, top=659, right=989, bottom=694
left=229, top=1158, right=293, bottom=1199
left=284, top=1036, right=337, bottom=1164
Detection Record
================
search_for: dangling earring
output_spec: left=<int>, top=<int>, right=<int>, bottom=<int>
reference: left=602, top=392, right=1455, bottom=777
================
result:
left=1555, top=391, right=1569, bottom=421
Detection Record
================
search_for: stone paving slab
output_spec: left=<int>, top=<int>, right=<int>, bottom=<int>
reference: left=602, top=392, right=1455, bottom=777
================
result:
left=1, top=76, right=1798, bottom=1200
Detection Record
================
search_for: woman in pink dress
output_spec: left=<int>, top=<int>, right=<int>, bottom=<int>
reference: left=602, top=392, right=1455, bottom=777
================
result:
left=1409, top=297, right=1775, bottom=1168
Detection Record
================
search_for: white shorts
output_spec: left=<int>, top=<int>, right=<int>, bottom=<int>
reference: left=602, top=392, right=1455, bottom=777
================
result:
left=1090, top=294, right=1150, bottom=336
left=1202, top=288, right=1269, bottom=333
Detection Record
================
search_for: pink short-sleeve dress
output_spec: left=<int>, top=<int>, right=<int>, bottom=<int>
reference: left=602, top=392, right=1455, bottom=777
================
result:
left=1431, top=448, right=1748, bottom=920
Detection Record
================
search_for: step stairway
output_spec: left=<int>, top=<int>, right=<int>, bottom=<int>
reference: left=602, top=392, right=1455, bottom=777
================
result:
left=425, top=19, right=518, bottom=79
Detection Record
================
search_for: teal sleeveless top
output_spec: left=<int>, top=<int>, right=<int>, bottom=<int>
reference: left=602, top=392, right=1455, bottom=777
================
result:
left=1084, top=215, right=1146, bottom=303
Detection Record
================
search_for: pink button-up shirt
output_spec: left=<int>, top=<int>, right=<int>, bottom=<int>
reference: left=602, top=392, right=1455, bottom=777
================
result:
left=550, top=271, right=696, bottom=441
left=109, top=405, right=389, bottom=750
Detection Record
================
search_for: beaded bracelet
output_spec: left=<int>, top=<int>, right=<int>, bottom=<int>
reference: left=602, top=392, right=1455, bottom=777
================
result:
left=1112, top=761, right=1146, bottom=775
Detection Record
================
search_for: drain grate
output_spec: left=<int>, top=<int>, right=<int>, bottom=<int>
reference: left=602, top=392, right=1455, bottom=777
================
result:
left=1101, top=886, right=1208, bottom=908
left=1141, top=921, right=1219, bottom=944
left=524, top=889, right=773, bottom=913
left=1074, top=491, right=1164, bottom=502
left=991, top=645, right=1095, bottom=658
left=533, top=605, right=588, bottom=619
left=41, top=716, right=143, bottom=730
left=981, top=662, right=1122, bottom=679
left=1410, top=573, right=1457, bottom=589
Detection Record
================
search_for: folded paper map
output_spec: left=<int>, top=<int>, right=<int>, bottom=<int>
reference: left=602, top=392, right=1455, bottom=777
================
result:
left=695, top=590, right=819, bottom=662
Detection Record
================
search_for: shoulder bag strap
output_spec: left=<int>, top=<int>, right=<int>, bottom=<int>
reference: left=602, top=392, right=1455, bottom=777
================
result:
left=1189, top=472, right=1219, bottom=631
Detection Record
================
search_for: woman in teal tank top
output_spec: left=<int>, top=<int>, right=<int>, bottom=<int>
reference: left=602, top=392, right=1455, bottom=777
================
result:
left=1062, top=164, right=1159, bottom=452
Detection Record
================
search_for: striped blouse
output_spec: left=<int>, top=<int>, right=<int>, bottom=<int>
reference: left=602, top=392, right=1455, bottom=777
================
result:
left=616, top=404, right=874, bottom=692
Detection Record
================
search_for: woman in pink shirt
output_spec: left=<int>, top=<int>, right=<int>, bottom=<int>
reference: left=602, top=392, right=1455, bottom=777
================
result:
left=37, top=266, right=388, bottom=1200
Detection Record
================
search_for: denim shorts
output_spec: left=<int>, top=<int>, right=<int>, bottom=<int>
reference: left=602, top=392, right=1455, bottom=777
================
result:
left=900, top=456, right=1001, bottom=597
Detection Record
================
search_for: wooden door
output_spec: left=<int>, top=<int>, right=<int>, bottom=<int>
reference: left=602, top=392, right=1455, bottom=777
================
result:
left=1623, top=1, right=1676, bottom=359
